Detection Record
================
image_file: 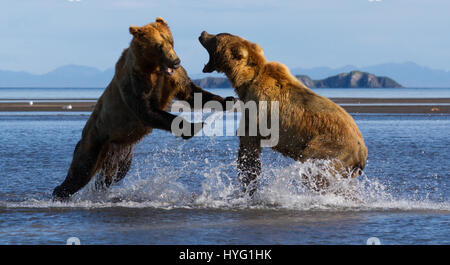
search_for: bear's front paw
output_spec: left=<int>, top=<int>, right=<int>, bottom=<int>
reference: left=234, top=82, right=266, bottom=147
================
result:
left=181, top=122, right=204, bottom=140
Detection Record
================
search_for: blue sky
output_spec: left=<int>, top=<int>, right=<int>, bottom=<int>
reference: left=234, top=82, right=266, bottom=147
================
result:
left=1, top=0, right=449, bottom=74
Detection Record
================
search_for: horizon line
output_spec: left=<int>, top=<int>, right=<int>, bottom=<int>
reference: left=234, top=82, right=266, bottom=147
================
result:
left=1, top=61, right=450, bottom=76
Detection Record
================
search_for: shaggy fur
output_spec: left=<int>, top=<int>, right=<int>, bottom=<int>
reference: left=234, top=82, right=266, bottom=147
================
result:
left=199, top=31, right=368, bottom=194
left=52, top=18, right=229, bottom=200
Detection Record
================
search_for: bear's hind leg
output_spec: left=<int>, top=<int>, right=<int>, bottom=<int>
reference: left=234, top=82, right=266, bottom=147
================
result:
left=297, top=140, right=344, bottom=192
left=94, top=144, right=134, bottom=190
left=53, top=132, right=106, bottom=200
left=113, top=146, right=133, bottom=184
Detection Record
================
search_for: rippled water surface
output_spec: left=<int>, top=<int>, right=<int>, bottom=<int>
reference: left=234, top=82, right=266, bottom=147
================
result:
left=0, top=112, right=449, bottom=244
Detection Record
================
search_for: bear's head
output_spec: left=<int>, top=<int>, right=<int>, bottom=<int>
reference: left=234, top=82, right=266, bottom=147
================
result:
left=129, top=17, right=180, bottom=75
left=198, top=31, right=265, bottom=75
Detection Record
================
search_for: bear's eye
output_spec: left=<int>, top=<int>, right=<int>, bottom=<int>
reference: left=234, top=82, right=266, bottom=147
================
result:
left=156, top=44, right=163, bottom=51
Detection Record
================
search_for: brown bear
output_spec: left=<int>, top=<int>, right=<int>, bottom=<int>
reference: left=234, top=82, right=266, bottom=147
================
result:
left=52, top=18, right=232, bottom=200
left=199, top=31, right=368, bottom=195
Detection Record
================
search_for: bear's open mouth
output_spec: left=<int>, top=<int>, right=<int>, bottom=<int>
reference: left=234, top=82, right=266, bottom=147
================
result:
left=163, top=61, right=180, bottom=76
left=199, top=31, right=217, bottom=73
left=202, top=55, right=215, bottom=73
left=201, top=46, right=217, bottom=73
left=164, top=66, right=175, bottom=76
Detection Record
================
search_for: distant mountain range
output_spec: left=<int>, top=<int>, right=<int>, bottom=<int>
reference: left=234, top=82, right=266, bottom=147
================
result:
left=291, top=62, right=450, bottom=88
left=0, top=62, right=448, bottom=88
left=296, top=71, right=402, bottom=88
left=193, top=71, right=402, bottom=88
left=193, top=77, right=231, bottom=88
left=0, top=65, right=114, bottom=87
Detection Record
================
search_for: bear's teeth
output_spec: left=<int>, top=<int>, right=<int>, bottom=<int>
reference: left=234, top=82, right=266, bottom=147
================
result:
left=166, top=68, right=174, bottom=75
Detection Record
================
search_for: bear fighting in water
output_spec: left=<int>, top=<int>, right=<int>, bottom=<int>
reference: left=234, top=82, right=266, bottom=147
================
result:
left=199, top=31, right=368, bottom=195
left=52, top=18, right=232, bottom=200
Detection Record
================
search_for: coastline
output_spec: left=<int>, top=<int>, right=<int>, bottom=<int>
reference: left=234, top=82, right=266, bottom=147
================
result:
left=0, top=98, right=449, bottom=114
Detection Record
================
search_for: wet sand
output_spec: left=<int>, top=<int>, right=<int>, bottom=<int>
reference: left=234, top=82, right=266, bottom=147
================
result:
left=1, top=98, right=449, bottom=113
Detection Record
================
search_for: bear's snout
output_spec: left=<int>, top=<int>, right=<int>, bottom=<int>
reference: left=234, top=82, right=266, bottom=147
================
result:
left=171, top=58, right=181, bottom=69
left=199, top=31, right=215, bottom=46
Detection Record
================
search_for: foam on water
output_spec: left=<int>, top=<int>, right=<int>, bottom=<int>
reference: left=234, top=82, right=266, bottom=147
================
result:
left=3, top=159, right=449, bottom=212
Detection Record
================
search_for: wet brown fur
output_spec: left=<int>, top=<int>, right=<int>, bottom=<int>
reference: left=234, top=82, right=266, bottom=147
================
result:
left=52, top=18, right=227, bottom=199
left=200, top=33, right=368, bottom=194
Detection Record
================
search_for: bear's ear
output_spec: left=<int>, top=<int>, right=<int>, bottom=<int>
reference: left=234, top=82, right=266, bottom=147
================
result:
left=129, top=26, right=143, bottom=36
left=252, top=43, right=264, bottom=57
left=155, top=17, right=167, bottom=25
left=231, top=45, right=248, bottom=60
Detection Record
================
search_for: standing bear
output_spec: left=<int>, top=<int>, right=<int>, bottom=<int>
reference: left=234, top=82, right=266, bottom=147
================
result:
left=52, top=18, right=232, bottom=200
left=199, top=31, right=368, bottom=195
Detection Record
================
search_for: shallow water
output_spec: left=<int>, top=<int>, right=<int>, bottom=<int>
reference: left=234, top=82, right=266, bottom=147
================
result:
left=0, top=112, right=449, bottom=244
left=1, top=87, right=450, bottom=100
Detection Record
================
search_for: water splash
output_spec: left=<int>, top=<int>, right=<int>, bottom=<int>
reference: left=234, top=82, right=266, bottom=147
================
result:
left=4, top=159, right=449, bottom=212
